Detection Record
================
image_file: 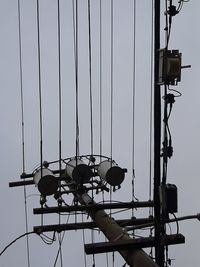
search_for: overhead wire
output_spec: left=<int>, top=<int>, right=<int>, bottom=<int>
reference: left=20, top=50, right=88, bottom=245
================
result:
left=39, top=232, right=56, bottom=245
left=75, top=0, right=79, bottom=160
left=88, top=0, right=94, bottom=157
left=35, top=0, right=45, bottom=232
left=109, top=0, right=114, bottom=215
left=149, top=0, right=154, bottom=216
left=57, top=0, right=62, bottom=181
left=0, top=232, right=34, bottom=257
left=165, top=0, right=170, bottom=49
left=57, top=1, right=63, bottom=266
left=162, top=0, right=175, bottom=185
left=58, top=233, right=63, bottom=267
left=17, top=0, right=31, bottom=266
left=72, top=0, right=76, bottom=60
left=53, top=211, right=71, bottom=267
left=99, top=10, right=109, bottom=266
left=112, top=251, right=115, bottom=267
left=110, top=0, right=114, bottom=163
left=36, top=0, right=43, bottom=173
left=87, top=3, right=95, bottom=264
left=81, top=213, right=88, bottom=267
left=131, top=0, right=137, bottom=218
left=99, top=0, right=103, bottom=160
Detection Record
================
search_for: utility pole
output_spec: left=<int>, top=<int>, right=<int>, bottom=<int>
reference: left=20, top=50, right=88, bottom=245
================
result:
left=154, top=0, right=165, bottom=266
left=73, top=190, right=159, bottom=267
left=8, top=1, right=190, bottom=266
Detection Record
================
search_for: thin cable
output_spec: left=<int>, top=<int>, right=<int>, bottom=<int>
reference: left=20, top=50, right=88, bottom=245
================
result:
left=39, top=232, right=56, bottom=245
left=53, top=212, right=71, bottom=267
left=58, top=233, right=63, bottom=267
left=0, top=232, right=34, bottom=257
left=88, top=0, right=94, bottom=156
left=112, top=251, right=115, bottom=267
left=99, top=0, right=103, bottom=159
left=17, top=0, right=31, bottom=266
left=81, top=213, right=87, bottom=267
left=87, top=4, right=95, bottom=257
left=36, top=0, right=43, bottom=180
left=99, top=9, right=106, bottom=261
left=75, top=0, right=79, bottom=160
left=57, top=0, right=62, bottom=179
left=165, top=0, right=169, bottom=49
left=109, top=0, right=114, bottom=216
left=110, top=0, right=113, bottom=162
left=149, top=0, right=154, bottom=216
left=131, top=0, right=136, bottom=213
left=57, top=2, right=63, bottom=247
left=162, top=84, right=168, bottom=185
left=72, top=0, right=76, bottom=59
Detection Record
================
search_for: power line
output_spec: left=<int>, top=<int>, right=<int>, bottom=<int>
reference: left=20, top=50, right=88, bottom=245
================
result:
left=75, top=0, right=79, bottom=159
left=88, top=0, right=94, bottom=156
left=53, top=213, right=70, bottom=267
left=99, top=6, right=108, bottom=265
left=109, top=0, right=114, bottom=215
left=131, top=0, right=136, bottom=207
left=17, top=0, right=31, bottom=266
left=99, top=0, right=103, bottom=159
left=57, top=2, right=63, bottom=267
left=0, top=232, right=34, bottom=257
left=36, top=0, right=43, bottom=175
left=149, top=0, right=154, bottom=215
left=110, top=0, right=114, bottom=162
left=58, top=233, right=63, bottom=267
left=57, top=0, right=62, bottom=176
left=81, top=214, right=87, bottom=267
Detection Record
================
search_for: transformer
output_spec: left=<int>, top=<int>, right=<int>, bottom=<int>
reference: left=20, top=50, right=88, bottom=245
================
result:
left=97, top=160, right=125, bottom=186
left=33, top=168, right=58, bottom=196
left=65, top=158, right=93, bottom=185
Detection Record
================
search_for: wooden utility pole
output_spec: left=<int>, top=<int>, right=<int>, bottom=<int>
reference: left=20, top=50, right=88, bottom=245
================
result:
left=74, top=191, right=158, bottom=267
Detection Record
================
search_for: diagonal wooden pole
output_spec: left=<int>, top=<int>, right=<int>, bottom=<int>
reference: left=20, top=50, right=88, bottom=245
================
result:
left=75, top=191, right=158, bottom=267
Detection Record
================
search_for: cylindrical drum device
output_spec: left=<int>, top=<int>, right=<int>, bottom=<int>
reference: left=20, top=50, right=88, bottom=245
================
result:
left=97, top=160, right=125, bottom=186
left=65, top=158, right=93, bottom=184
left=33, top=168, right=58, bottom=196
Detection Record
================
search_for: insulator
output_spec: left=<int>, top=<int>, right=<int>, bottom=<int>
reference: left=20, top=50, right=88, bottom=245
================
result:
left=33, top=168, right=58, bottom=196
left=97, top=160, right=125, bottom=186
left=65, top=158, right=93, bottom=184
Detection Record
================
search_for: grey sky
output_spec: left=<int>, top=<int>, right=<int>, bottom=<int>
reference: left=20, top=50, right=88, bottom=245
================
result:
left=0, top=0, right=199, bottom=266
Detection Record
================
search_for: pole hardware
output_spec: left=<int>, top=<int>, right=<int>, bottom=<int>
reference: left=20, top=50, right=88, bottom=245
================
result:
left=84, top=234, right=185, bottom=255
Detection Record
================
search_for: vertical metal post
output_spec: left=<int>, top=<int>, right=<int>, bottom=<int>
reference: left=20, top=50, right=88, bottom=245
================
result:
left=154, top=0, right=165, bottom=266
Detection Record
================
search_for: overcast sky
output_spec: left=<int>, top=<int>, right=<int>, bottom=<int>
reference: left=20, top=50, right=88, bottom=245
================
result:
left=0, top=0, right=200, bottom=267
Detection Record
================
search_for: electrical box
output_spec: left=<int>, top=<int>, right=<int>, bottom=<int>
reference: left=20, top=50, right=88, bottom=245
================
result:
left=160, top=183, right=178, bottom=215
left=158, top=49, right=182, bottom=85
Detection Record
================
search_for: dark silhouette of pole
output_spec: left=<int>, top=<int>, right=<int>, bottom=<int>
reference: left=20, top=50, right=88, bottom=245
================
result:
left=154, top=0, right=165, bottom=266
left=73, top=191, right=158, bottom=267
